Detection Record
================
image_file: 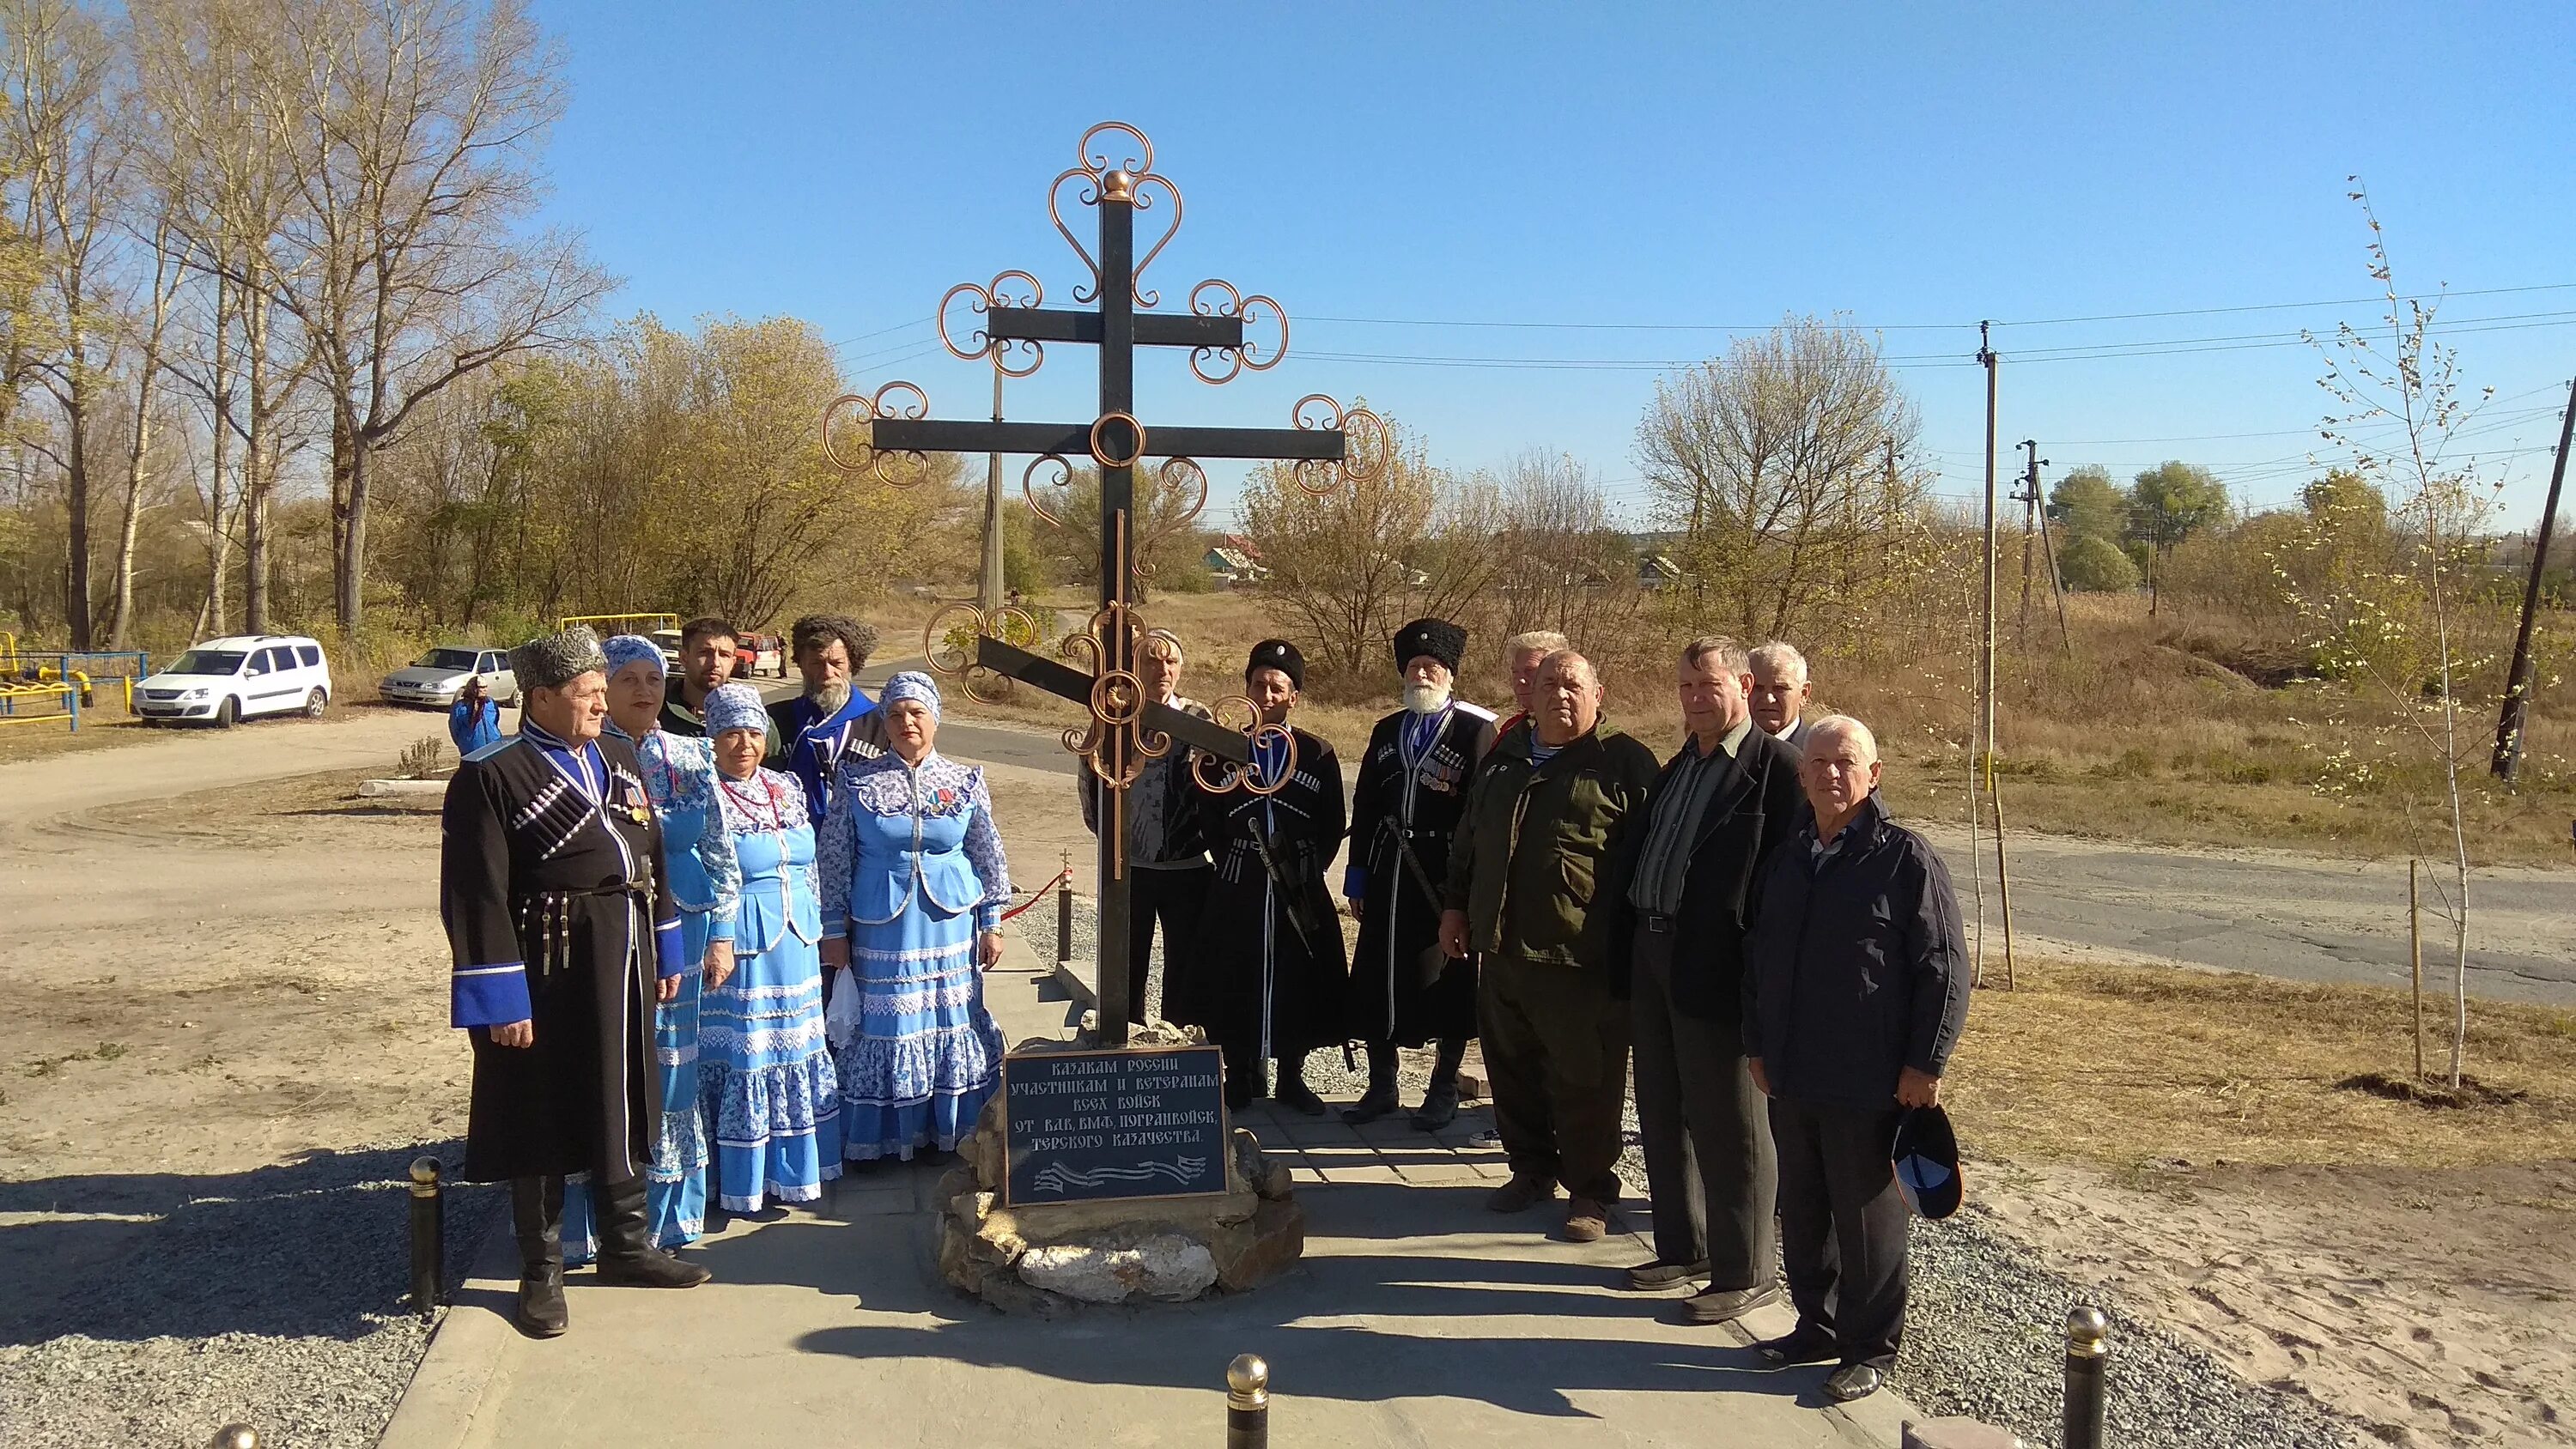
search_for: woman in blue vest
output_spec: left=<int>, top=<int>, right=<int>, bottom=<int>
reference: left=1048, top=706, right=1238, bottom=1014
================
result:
left=698, top=682, right=843, bottom=1210
left=816, top=671, right=1011, bottom=1162
left=559, top=635, right=739, bottom=1259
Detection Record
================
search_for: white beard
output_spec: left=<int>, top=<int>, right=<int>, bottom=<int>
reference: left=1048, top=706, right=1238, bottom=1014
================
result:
left=808, top=680, right=852, bottom=716
left=1403, top=682, right=1451, bottom=715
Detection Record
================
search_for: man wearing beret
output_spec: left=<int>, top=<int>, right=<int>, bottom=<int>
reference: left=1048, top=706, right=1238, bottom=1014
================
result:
left=1343, top=619, right=1496, bottom=1129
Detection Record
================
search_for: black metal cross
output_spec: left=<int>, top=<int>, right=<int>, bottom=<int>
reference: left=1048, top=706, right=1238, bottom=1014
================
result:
left=823, top=122, right=1382, bottom=1047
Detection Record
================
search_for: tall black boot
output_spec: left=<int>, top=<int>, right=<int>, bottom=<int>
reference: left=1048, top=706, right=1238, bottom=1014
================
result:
left=1342, top=1042, right=1401, bottom=1125
left=594, top=1173, right=711, bottom=1288
left=1275, top=1050, right=1327, bottom=1116
left=509, top=1175, right=568, bottom=1338
left=1223, top=1045, right=1267, bottom=1113
left=1413, top=1038, right=1467, bottom=1131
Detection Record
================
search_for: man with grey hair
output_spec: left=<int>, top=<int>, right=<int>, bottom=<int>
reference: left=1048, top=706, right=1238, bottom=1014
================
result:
left=1441, top=649, right=1660, bottom=1244
left=1742, top=713, right=1971, bottom=1402
left=440, top=625, right=711, bottom=1339
left=1496, top=629, right=1571, bottom=739
left=1619, top=635, right=1806, bottom=1320
left=1747, top=641, right=1812, bottom=749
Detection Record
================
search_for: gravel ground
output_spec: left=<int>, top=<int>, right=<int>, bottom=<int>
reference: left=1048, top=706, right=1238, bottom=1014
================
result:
left=0, top=1143, right=506, bottom=1449
left=1035, top=899, right=2360, bottom=1449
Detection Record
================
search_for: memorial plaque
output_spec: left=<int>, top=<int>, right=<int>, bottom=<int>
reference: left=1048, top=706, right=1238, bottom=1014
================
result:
left=1001, top=1045, right=1229, bottom=1205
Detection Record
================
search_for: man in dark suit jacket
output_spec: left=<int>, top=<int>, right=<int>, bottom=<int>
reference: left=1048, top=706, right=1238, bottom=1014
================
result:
left=1617, top=636, right=1807, bottom=1322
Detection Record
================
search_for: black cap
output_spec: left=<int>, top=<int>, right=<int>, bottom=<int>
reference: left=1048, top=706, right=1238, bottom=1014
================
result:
left=1393, top=618, right=1467, bottom=676
left=1246, top=638, right=1304, bottom=691
left=1892, top=1103, right=1963, bottom=1221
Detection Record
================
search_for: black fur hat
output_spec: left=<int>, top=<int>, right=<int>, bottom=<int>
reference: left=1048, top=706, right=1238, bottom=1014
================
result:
left=1246, top=638, right=1305, bottom=691
left=1393, top=618, right=1467, bottom=676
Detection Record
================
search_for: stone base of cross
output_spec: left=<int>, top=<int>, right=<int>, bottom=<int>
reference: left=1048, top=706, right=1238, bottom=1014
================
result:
left=825, top=123, right=1382, bottom=1046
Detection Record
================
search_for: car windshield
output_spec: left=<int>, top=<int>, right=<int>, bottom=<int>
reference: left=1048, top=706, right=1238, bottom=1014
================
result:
left=418, top=648, right=480, bottom=670
left=168, top=650, right=246, bottom=676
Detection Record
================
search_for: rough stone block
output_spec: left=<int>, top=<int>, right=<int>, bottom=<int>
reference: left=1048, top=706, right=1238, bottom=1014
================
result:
left=1017, top=1234, right=1218, bottom=1304
left=1213, top=1197, right=1305, bottom=1292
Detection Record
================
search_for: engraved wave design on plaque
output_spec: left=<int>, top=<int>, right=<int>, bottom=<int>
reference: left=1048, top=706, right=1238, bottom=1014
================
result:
left=1030, top=1157, right=1208, bottom=1193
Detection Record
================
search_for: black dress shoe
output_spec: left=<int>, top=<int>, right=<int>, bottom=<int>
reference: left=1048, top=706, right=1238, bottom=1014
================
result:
left=1340, top=1086, right=1400, bottom=1125
left=1756, top=1326, right=1838, bottom=1367
left=513, top=1263, right=568, bottom=1338
left=1623, top=1258, right=1710, bottom=1291
left=1824, top=1362, right=1885, bottom=1402
left=1277, top=1076, right=1328, bottom=1116
left=1680, top=1282, right=1783, bottom=1324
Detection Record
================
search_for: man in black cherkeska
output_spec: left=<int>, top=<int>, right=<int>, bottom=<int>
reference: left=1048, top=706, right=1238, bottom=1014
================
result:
left=440, top=625, right=711, bottom=1339
left=1179, top=639, right=1347, bottom=1115
left=1341, top=619, right=1496, bottom=1130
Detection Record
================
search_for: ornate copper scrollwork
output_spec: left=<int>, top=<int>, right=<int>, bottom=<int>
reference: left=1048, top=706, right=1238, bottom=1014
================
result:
left=1187, top=280, right=1290, bottom=385
left=1020, top=453, right=1075, bottom=530
left=1089, top=411, right=1146, bottom=469
left=921, top=601, right=1039, bottom=706
left=1289, top=393, right=1392, bottom=494
left=1137, top=458, right=1209, bottom=569
left=1047, top=121, right=1184, bottom=309
left=821, top=381, right=933, bottom=487
left=937, top=270, right=1045, bottom=377
left=1191, top=695, right=1297, bottom=798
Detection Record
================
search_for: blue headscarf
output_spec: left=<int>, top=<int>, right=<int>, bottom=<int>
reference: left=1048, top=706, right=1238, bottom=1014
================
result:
left=602, top=633, right=665, bottom=681
left=704, top=682, right=769, bottom=737
left=880, top=670, right=942, bottom=720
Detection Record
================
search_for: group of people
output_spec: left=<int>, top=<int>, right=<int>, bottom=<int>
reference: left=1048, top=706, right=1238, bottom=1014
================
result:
left=439, top=615, right=1018, bottom=1340
left=437, top=608, right=1971, bottom=1404
left=1097, top=623, right=1971, bottom=1404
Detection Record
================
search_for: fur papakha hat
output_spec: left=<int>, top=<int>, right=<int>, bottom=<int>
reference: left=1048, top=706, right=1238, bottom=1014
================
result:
left=510, top=625, right=608, bottom=693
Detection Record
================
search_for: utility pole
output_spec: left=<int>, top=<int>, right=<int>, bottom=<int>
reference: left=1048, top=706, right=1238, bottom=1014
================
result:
left=2492, top=376, right=2576, bottom=782
left=979, top=360, right=1006, bottom=616
left=2016, top=440, right=2047, bottom=648
left=1977, top=324, right=2016, bottom=987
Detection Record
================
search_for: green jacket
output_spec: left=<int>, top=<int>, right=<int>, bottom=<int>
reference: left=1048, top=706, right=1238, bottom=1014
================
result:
left=1441, top=718, right=1663, bottom=970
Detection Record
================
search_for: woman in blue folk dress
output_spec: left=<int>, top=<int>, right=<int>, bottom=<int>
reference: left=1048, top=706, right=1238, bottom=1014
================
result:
left=817, top=671, right=1011, bottom=1162
left=697, top=684, right=843, bottom=1210
left=563, top=635, right=739, bottom=1260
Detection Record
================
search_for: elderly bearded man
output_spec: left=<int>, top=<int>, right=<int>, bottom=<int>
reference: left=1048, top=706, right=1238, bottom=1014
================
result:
left=1743, top=714, right=1971, bottom=1402
left=1439, top=650, right=1659, bottom=1243
left=1343, top=618, right=1496, bottom=1130
left=1620, top=636, right=1805, bottom=1320
left=440, top=626, right=712, bottom=1341
left=768, top=613, right=884, bottom=820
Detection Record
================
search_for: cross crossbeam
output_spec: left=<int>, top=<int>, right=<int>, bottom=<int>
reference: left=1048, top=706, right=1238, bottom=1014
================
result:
left=826, top=122, right=1382, bottom=1046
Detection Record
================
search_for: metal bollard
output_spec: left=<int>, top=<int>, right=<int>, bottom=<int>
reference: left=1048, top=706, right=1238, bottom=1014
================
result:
left=208, top=1426, right=260, bottom=1449
left=1225, top=1353, right=1269, bottom=1449
left=2063, top=1306, right=2109, bottom=1449
left=1056, top=852, right=1073, bottom=965
left=410, top=1156, right=445, bottom=1315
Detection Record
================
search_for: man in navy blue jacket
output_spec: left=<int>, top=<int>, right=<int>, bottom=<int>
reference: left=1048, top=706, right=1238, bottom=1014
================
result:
left=1741, top=713, right=1971, bottom=1403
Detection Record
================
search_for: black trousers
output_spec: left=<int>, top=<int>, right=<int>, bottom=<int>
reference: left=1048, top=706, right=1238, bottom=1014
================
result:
left=1631, top=922, right=1777, bottom=1288
left=1125, top=863, right=1211, bottom=1026
left=1479, top=953, right=1631, bottom=1203
left=1770, top=1096, right=1910, bottom=1370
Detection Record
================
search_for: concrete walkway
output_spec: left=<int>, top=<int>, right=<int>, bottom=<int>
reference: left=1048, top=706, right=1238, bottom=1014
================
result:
left=380, top=944, right=1913, bottom=1449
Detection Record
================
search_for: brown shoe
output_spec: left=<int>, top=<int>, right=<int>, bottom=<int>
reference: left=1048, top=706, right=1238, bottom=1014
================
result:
left=1561, top=1197, right=1610, bottom=1242
left=1485, top=1174, right=1557, bottom=1213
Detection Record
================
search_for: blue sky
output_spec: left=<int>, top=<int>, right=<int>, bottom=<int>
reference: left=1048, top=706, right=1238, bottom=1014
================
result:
left=530, top=2, right=2576, bottom=528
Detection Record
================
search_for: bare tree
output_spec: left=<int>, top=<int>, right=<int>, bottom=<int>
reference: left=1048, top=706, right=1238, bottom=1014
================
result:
left=2, top=0, right=128, bottom=647
left=1241, top=415, right=1503, bottom=680
left=1637, top=315, right=1921, bottom=641
left=1491, top=447, right=1642, bottom=647
left=258, top=0, right=609, bottom=632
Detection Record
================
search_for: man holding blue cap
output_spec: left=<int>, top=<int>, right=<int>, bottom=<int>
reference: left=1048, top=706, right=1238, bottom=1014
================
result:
left=1741, top=713, right=1971, bottom=1403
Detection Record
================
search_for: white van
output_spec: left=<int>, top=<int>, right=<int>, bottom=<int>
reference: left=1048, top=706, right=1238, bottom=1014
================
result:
left=136, top=635, right=334, bottom=727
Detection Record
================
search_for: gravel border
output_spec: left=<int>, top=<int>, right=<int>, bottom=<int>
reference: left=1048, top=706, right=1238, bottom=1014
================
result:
left=0, top=1143, right=505, bottom=1449
left=1031, top=895, right=2361, bottom=1449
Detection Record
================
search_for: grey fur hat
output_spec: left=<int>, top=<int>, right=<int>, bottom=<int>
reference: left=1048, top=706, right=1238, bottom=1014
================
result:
left=510, top=625, right=608, bottom=692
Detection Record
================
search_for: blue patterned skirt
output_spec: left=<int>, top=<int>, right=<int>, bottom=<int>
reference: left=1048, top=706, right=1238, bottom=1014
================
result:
left=832, top=907, right=1004, bottom=1161
left=698, top=886, right=841, bottom=1211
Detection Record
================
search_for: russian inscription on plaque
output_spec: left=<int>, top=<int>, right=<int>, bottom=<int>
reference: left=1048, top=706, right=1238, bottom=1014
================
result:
left=1002, top=1045, right=1229, bottom=1205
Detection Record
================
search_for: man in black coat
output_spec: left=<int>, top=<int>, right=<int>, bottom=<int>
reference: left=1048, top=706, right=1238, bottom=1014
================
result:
left=440, top=626, right=712, bottom=1340
left=1343, top=619, right=1497, bottom=1129
left=1618, top=636, right=1807, bottom=1321
left=1742, top=714, right=1971, bottom=1403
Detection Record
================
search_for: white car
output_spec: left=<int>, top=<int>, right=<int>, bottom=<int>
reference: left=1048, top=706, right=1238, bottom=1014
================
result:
left=379, top=646, right=519, bottom=709
left=136, top=635, right=333, bottom=727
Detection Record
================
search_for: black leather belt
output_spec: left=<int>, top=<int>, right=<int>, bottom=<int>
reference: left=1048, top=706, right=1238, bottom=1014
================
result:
left=1639, top=912, right=1677, bottom=934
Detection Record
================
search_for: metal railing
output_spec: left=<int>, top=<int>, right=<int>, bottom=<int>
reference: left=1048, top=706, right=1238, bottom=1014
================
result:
left=0, top=681, right=82, bottom=731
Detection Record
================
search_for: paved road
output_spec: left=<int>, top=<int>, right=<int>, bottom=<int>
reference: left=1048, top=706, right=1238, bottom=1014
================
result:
left=817, top=686, right=2574, bottom=1008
